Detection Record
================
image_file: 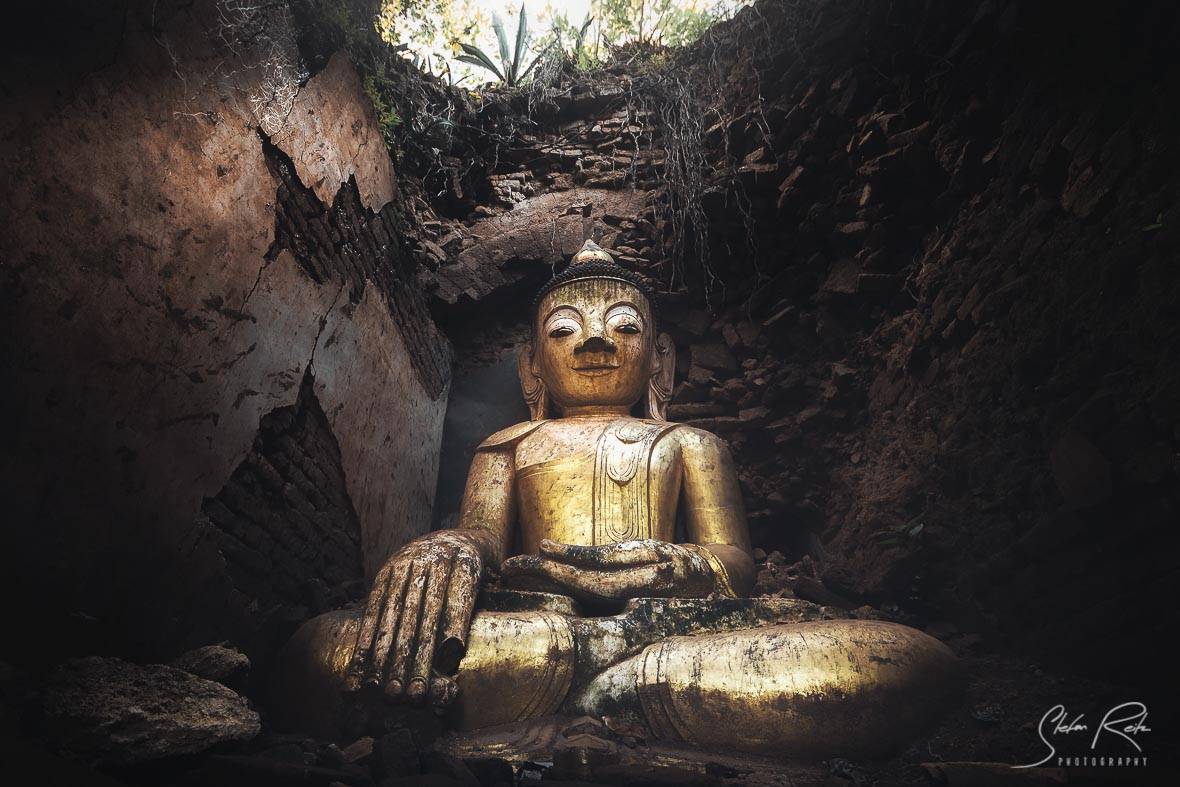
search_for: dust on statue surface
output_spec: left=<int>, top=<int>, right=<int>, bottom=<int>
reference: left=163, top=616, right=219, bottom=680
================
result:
left=273, top=240, right=962, bottom=759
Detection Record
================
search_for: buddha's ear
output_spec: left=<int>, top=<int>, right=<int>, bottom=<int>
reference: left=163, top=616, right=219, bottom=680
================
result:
left=518, top=340, right=548, bottom=421
left=646, top=332, right=675, bottom=422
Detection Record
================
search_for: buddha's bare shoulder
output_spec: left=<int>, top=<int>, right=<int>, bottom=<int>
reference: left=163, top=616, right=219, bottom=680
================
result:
left=476, top=420, right=547, bottom=450
left=666, top=422, right=734, bottom=456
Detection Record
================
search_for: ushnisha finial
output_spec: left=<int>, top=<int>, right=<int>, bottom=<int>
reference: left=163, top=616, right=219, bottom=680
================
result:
left=571, top=239, right=616, bottom=265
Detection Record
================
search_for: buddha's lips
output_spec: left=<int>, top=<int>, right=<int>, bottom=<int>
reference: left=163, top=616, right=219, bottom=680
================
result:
left=571, top=362, right=619, bottom=372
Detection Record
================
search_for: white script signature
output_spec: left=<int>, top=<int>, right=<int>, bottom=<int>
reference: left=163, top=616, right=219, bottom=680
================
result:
left=1016, top=702, right=1151, bottom=768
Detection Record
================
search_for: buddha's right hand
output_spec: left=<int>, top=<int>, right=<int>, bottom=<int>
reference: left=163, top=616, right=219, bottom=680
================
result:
left=347, top=530, right=484, bottom=707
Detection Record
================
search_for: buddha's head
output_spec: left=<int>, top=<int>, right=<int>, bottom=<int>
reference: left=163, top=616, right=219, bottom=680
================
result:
left=519, top=240, right=674, bottom=420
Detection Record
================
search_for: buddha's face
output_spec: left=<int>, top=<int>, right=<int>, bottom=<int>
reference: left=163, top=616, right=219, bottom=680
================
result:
left=534, top=278, right=655, bottom=411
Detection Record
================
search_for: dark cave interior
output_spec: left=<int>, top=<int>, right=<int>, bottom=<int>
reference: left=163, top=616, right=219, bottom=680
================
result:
left=0, top=0, right=1177, bottom=784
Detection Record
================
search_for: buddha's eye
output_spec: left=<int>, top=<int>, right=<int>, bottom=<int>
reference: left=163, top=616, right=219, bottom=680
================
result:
left=546, top=314, right=581, bottom=338
left=607, top=307, right=644, bottom=336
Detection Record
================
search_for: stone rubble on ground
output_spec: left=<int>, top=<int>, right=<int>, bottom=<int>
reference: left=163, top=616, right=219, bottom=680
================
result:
left=39, top=656, right=260, bottom=766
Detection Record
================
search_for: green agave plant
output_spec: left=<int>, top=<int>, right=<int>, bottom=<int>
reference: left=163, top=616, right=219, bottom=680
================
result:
left=457, top=4, right=546, bottom=86
left=573, top=13, right=594, bottom=59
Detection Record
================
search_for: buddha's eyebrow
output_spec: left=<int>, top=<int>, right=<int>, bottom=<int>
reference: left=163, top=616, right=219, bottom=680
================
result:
left=606, top=301, right=643, bottom=318
left=543, top=304, right=583, bottom=322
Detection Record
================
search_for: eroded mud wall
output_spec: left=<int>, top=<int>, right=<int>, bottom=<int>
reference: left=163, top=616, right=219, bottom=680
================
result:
left=0, top=0, right=450, bottom=663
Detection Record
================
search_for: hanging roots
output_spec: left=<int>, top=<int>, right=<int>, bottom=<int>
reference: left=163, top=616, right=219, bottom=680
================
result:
left=213, top=0, right=308, bottom=136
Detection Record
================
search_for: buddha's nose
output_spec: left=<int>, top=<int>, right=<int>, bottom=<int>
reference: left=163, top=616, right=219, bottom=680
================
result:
left=575, top=335, right=616, bottom=354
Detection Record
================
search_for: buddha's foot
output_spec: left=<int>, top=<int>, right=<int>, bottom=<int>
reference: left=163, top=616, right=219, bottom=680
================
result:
left=570, top=618, right=963, bottom=759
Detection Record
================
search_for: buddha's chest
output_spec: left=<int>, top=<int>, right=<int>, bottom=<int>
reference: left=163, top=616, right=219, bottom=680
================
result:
left=513, top=419, right=683, bottom=553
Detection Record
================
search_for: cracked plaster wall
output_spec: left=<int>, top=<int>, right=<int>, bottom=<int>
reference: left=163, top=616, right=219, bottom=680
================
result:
left=0, top=0, right=448, bottom=661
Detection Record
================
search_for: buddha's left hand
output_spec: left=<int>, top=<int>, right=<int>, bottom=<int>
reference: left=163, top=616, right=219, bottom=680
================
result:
left=501, top=538, right=717, bottom=603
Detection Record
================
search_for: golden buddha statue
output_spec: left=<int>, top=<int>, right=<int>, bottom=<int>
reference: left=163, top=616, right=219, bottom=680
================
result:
left=274, top=241, right=961, bottom=759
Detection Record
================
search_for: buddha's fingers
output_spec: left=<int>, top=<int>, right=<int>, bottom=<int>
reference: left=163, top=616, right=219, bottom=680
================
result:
left=407, top=559, right=453, bottom=705
left=386, top=561, right=430, bottom=699
left=429, top=675, right=458, bottom=708
left=519, top=558, right=668, bottom=602
left=589, top=562, right=668, bottom=599
left=540, top=538, right=663, bottom=568
left=369, top=561, right=412, bottom=685
left=500, top=554, right=543, bottom=574
left=437, top=556, right=480, bottom=675
left=346, top=564, right=391, bottom=687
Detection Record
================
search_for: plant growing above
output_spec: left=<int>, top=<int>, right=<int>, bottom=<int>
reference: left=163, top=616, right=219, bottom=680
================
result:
left=456, top=4, right=548, bottom=86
